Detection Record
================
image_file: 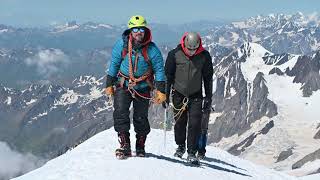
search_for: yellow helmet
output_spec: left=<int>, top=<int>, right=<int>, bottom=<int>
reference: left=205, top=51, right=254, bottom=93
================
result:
left=128, top=15, right=147, bottom=29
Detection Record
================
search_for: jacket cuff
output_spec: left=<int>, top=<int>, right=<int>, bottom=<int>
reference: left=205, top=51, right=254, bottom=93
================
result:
left=106, top=75, right=118, bottom=88
left=155, top=81, right=165, bottom=93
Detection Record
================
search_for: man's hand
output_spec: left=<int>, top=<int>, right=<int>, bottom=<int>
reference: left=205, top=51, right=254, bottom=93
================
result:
left=203, top=96, right=212, bottom=112
left=105, top=86, right=114, bottom=96
left=154, top=90, right=166, bottom=104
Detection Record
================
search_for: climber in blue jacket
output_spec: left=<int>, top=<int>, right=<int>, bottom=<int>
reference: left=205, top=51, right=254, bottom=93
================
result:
left=105, top=15, right=166, bottom=159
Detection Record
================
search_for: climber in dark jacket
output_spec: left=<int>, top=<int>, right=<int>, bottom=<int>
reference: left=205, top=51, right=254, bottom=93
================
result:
left=164, top=32, right=213, bottom=164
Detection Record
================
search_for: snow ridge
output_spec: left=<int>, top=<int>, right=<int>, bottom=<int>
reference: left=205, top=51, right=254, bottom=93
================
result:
left=12, top=128, right=298, bottom=180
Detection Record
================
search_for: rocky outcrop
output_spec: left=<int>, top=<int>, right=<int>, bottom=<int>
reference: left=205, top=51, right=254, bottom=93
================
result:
left=292, top=148, right=320, bottom=169
left=276, top=148, right=294, bottom=163
left=228, top=120, right=274, bottom=155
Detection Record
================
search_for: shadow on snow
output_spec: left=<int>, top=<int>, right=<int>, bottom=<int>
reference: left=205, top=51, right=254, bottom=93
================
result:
left=145, top=153, right=251, bottom=177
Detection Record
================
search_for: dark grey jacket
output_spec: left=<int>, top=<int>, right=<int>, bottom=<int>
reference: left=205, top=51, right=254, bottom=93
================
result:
left=165, top=44, right=213, bottom=98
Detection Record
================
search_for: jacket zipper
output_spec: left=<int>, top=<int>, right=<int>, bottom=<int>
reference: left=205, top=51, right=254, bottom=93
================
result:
left=187, top=58, right=190, bottom=97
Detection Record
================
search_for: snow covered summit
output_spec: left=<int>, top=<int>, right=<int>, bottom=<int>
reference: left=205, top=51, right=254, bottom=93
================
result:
left=12, top=128, right=300, bottom=180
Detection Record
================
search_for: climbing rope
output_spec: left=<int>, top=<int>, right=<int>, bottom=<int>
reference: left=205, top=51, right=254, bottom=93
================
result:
left=127, top=34, right=152, bottom=84
left=127, top=85, right=154, bottom=101
left=170, top=97, right=189, bottom=121
left=125, top=34, right=154, bottom=101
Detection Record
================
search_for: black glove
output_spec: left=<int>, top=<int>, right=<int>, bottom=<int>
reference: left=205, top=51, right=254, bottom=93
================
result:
left=155, top=81, right=165, bottom=94
left=162, top=81, right=172, bottom=108
left=105, top=75, right=118, bottom=88
left=202, top=96, right=212, bottom=112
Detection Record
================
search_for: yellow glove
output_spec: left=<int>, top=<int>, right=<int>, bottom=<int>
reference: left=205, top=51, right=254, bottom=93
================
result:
left=154, top=90, right=166, bottom=104
left=105, top=86, right=114, bottom=96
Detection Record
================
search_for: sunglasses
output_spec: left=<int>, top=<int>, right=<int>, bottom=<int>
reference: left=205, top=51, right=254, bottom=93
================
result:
left=132, top=28, right=145, bottom=33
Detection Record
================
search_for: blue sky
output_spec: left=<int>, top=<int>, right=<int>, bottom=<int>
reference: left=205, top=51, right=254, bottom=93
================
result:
left=0, top=0, right=319, bottom=27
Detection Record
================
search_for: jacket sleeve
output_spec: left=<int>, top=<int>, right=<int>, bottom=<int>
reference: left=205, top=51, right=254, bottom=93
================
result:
left=148, top=44, right=166, bottom=93
left=202, top=51, right=213, bottom=98
left=106, top=39, right=123, bottom=77
left=149, top=44, right=166, bottom=82
left=165, top=51, right=176, bottom=87
left=164, top=50, right=176, bottom=100
left=105, top=75, right=118, bottom=88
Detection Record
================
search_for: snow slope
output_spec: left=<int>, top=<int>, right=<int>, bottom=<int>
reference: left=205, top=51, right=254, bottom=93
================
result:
left=12, top=128, right=301, bottom=180
left=299, top=174, right=320, bottom=180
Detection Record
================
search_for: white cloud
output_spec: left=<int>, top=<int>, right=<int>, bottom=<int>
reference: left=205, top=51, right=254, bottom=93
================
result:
left=0, top=141, right=45, bottom=180
left=25, top=49, right=69, bottom=77
left=49, top=21, right=60, bottom=26
left=307, top=12, right=320, bottom=24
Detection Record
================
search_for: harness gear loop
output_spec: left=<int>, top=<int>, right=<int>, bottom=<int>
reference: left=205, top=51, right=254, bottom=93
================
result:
left=170, top=97, right=189, bottom=121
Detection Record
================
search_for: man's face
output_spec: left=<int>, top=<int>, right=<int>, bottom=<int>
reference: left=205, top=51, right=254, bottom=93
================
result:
left=186, top=45, right=198, bottom=56
left=131, top=27, right=145, bottom=43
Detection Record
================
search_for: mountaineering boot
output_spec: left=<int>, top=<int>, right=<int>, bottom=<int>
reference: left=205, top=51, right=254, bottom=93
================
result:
left=197, top=152, right=205, bottom=160
left=115, top=132, right=132, bottom=159
left=173, top=144, right=186, bottom=158
left=197, top=132, right=207, bottom=160
left=135, top=134, right=147, bottom=157
left=187, top=152, right=200, bottom=166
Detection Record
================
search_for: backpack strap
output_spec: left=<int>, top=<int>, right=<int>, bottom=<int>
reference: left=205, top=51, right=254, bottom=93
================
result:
left=121, top=48, right=128, bottom=59
left=141, top=44, right=149, bottom=63
left=141, top=44, right=154, bottom=90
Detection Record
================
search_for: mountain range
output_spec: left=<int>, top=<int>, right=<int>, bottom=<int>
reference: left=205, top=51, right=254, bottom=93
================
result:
left=1, top=12, right=320, bottom=179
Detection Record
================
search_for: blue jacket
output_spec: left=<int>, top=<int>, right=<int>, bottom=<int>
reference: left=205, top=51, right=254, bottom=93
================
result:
left=106, top=29, right=165, bottom=90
